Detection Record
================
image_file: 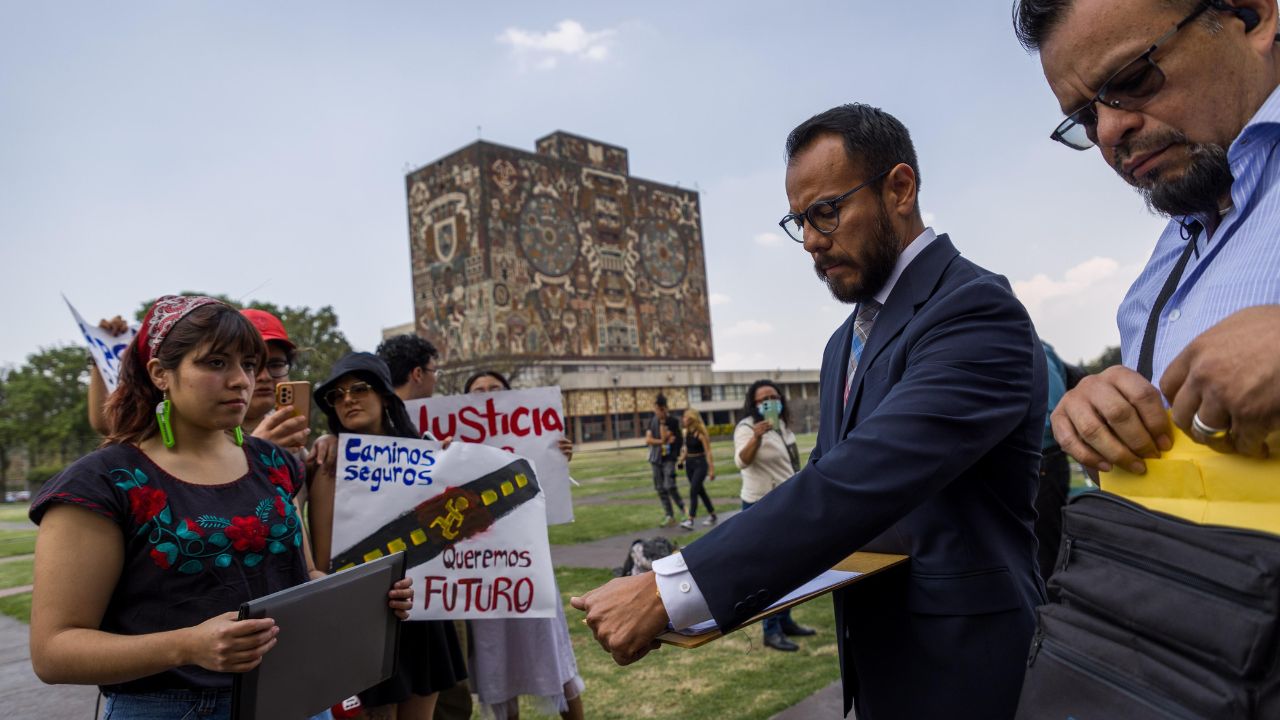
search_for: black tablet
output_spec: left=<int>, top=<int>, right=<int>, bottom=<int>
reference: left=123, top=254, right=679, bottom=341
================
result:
left=232, top=551, right=405, bottom=720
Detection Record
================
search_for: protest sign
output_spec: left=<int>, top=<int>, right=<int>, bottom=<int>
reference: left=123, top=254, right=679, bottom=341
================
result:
left=63, top=295, right=138, bottom=394
left=404, top=387, right=574, bottom=525
left=331, top=434, right=557, bottom=620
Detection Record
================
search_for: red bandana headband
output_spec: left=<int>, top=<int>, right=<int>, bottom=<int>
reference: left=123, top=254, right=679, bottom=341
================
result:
left=135, top=295, right=223, bottom=365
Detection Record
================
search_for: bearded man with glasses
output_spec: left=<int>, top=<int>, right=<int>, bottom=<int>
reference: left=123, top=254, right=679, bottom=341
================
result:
left=1018, top=0, right=1280, bottom=465
left=572, top=103, right=1048, bottom=720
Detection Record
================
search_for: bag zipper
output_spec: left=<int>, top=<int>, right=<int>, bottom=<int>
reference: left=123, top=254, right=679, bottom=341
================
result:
left=1081, top=491, right=1280, bottom=543
left=1062, top=536, right=1261, bottom=607
left=1029, top=633, right=1202, bottom=720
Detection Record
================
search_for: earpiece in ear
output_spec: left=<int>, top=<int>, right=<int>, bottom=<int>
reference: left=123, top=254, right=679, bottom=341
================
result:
left=1216, top=0, right=1263, bottom=32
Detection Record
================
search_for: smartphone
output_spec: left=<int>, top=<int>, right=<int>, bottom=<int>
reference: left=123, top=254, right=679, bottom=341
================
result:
left=275, top=381, right=311, bottom=422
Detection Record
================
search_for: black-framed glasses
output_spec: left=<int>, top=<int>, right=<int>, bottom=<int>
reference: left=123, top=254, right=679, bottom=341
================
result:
left=324, top=381, right=374, bottom=406
left=424, top=365, right=442, bottom=379
left=778, top=167, right=894, bottom=243
left=1051, top=1, right=1211, bottom=150
left=265, top=360, right=291, bottom=379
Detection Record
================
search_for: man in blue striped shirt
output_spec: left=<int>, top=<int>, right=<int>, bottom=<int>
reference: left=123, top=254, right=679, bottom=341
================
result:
left=1016, top=0, right=1280, bottom=465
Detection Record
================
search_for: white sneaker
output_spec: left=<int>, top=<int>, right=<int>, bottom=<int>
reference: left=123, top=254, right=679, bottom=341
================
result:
left=679, top=519, right=694, bottom=530
left=702, top=515, right=717, bottom=526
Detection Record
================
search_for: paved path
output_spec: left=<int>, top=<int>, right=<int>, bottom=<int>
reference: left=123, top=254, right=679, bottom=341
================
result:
left=550, top=509, right=742, bottom=570
left=770, top=680, right=847, bottom=719
left=0, top=615, right=100, bottom=719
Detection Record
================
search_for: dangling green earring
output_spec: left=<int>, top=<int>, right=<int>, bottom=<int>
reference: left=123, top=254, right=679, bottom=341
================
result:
left=233, top=426, right=244, bottom=446
left=155, top=392, right=175, bottom=448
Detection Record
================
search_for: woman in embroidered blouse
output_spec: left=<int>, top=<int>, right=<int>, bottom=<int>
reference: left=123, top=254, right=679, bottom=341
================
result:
left=28, top=296, right=412, bottom=720
left=310, top=352, right=467, bottom=720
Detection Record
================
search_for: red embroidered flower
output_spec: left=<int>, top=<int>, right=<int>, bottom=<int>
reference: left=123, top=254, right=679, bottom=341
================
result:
left=273, top=495, right=288, bottom=518
left=127, top=486, right=168, bottom=524
left=225, top=516, right=269, bottom=552
left=267, top=465, right=293, bottom=495
left=150, top=548, right=172, bottom=569
left=182, top=518, right=203, bottom=537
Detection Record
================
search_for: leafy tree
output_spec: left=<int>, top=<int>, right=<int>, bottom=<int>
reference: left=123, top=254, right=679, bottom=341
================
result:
left=0, top=345, right=94, bottom=487
left=1082, top=346, right=1123, bottom=375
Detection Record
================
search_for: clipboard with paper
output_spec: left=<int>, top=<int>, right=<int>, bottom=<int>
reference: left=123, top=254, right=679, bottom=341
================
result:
left=657, top=551, right=907, bottom=648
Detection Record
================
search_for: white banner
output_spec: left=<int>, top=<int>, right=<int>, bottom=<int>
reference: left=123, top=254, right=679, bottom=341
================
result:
left=404, top=387, right=574, bottom=525
left=331, top=435, right=557, bottom=620
left=64, top=295, right=138, bottom=394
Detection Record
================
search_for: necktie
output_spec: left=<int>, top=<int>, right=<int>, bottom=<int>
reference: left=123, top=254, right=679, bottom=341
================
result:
left=843, top=300, right=881, bottom=406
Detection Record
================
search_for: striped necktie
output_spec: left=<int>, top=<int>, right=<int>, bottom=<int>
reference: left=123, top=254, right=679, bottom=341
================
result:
left=843, top=300, right=881, bottom=406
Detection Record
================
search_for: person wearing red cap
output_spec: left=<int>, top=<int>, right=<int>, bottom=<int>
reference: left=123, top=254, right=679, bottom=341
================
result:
left=240, top=309, right=309, bottom=453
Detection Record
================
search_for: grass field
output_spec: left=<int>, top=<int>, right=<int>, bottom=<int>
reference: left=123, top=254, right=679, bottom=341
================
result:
left=0, top=558, right=33, bottom=590
left=518, top=567, right=840, bottom=720
left=0, top=503, right=33, bottom=524
left=0, top=530, right=36, bottom=558
left=0, top=593, right=30, bottom=623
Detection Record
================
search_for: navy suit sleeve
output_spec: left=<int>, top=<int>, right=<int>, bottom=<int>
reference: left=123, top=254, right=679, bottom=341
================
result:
left=681, top=277, right=1039, bottom=629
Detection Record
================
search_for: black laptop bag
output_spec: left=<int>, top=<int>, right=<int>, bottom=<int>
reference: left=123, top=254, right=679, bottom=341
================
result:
left=1015, top=491, right=1280, bottom=719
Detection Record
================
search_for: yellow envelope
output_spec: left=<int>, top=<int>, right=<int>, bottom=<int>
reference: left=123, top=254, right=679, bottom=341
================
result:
left=1100, top=424, right=1280, bottom=535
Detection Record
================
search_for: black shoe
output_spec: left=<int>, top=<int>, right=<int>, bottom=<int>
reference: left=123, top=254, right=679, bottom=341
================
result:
left=780, top=618, right=816, bottom=637
left=763, top=633, right=799, bottom=652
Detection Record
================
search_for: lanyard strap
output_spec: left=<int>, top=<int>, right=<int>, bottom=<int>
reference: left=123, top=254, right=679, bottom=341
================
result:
left=1136, top=220, right=1204, bottom=382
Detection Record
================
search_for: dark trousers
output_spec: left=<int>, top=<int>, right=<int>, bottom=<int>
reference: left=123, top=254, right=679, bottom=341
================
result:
left=651, top=459, right=685, bottom=517
left=1035, top=447, right=1070, bottom=581
left=686, top=455, right=714, bottom=518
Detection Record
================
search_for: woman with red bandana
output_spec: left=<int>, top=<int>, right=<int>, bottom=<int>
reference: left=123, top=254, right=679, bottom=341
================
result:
left=27, top=296, right=412, bottom=720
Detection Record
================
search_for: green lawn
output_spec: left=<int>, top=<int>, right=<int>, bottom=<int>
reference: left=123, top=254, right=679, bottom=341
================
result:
left=516, top=567, right=841, bottom=720
left=0, top=503, right=32, bottom=524
left=0, top=530, right=36, bottom=558
left=0, top=559, right=33, bottom=589
left=0, top=593, right=31, bottom=623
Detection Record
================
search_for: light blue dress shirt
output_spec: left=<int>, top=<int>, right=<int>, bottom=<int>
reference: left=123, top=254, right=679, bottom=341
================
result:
left=654, top=227, right=938, bottom=630
left=1118, top=85, right=1280, bottom=386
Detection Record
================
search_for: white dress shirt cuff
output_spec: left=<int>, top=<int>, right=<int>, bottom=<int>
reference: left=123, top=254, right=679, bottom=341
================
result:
left=652, top=552, right=713, bottom=630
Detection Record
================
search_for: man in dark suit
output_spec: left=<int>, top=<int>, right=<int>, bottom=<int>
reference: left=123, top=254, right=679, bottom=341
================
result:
left=572, top=104, right=1047, bottom=720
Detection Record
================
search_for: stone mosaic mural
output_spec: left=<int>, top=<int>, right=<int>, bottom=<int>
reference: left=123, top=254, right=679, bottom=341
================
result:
left=406, top=132, right=713, bottom=365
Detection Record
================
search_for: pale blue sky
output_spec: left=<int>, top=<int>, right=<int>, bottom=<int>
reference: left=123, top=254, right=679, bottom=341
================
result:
left=0, top=1, right=1169, bottom=370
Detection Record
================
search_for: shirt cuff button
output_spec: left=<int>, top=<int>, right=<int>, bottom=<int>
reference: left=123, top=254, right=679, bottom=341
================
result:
left=679, top=581, right=691, bottom=593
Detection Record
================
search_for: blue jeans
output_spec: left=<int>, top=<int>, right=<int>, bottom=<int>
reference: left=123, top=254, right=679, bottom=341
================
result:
left=103, top=689, right=231, bottom=720
left=741, top=499, right=793, bottom=637
left=103, top=690, right=333, bottom=720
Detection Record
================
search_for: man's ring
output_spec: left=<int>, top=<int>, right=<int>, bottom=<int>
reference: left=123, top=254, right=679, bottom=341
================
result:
left=1191, top=412, right=1230, bottom=440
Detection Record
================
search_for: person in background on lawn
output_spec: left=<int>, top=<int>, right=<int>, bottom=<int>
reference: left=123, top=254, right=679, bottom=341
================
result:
left=644, top=394, right=688, bottom=529
left=677, top=408, right=717, bottom=528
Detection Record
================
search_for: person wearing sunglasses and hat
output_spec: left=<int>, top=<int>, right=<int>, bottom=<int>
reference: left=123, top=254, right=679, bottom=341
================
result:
left=1017, top=0, right=1280, bottom=467
left=309, top=352, right=466, bottom=720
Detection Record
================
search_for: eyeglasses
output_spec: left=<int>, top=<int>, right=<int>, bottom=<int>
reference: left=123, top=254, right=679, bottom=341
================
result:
left=424, top=365, right=442, bottom=379
left=324, top=382, right=374, bottom=407
left=265, top=360, right=291, bottom=379
left=778, top=167, right=894, bottom=243
left=1050, top=1, right=1211, bottom=150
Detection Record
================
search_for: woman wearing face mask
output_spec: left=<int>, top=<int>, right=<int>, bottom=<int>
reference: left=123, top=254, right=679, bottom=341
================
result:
left=458, top=371, right=585, bottom=720
left=677, top=409, right=717, bottom=528
left=27, top=296, right=412, bottom=720
left=310, top=353, right=466, bottom=720
left=734, top=379, right=814, bottom=652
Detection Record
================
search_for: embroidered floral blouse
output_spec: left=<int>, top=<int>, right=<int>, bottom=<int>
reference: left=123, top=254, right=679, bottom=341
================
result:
left=29, top=437, right=309, bottom=693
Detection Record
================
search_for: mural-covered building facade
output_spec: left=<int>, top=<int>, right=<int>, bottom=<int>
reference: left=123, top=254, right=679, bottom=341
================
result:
left=405, top=131, right=725, bottom=441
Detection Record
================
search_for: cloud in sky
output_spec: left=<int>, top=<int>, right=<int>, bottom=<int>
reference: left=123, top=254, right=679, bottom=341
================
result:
left=722, top=319, right=774, bottom=338
left=709, top=292, right=731, bottom=306
left=754, top=232, right=785, bottom=246
left=1013, top=256, right=1145, bottom=363
left=496, top=20, right=616, bottom=71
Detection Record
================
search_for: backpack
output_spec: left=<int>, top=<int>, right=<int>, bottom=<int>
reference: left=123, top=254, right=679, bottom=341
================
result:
left=614, top=537, right=678, bottom=577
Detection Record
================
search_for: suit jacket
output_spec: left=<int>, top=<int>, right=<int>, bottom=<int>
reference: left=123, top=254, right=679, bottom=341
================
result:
left=682, top=235, right=1047, bottom=720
